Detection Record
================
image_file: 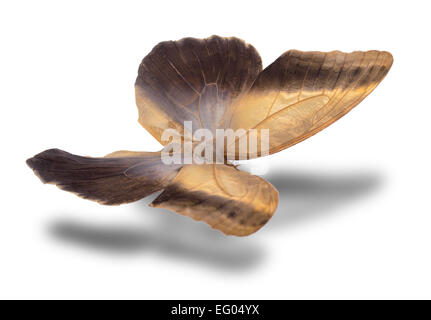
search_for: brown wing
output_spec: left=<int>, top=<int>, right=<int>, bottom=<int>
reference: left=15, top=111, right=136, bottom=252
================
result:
left=135, top=35, right=262, bottom=143
left=150, top=164, right=278, bottom=236
left=27, top=149, right=182, bottom=205
left=229, top=50, right=393, bottom=157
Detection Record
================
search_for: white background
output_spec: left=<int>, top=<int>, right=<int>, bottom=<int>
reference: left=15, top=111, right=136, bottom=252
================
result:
left=1, top=0, right=430, bottom=299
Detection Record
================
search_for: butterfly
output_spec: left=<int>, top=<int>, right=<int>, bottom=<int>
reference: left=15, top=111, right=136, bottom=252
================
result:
left=27, top=35, right=393, bottom=236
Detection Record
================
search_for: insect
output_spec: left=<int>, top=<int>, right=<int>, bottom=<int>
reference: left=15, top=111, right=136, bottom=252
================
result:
left=27, top=36, right=393, bottom=236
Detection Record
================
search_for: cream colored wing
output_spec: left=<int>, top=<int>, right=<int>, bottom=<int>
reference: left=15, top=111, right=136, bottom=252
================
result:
left=151, top=164, right=278, bottom=236
left=229, top=50, right=393, bottom=157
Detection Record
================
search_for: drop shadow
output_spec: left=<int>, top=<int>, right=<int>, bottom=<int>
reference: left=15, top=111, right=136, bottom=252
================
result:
left=49, top=195, right=265, bottom=272
left=48, top=167, right=384, bottom=271
left=263, top=168, right=384, bottom=229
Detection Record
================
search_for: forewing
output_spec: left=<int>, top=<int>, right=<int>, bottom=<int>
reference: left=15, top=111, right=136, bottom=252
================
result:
left=229, top=50, right=393, bottom=156
left=135, top=35, right=262, bottom=143
left=150, top=164, right=278, bottom=236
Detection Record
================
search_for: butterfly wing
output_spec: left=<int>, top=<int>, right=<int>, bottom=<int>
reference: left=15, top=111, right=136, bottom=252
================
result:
left=151, top=164, right=278, bottom=236
left=135, top=35, right=262, bottom=143
left=229, top=50, right=393, bottom=157
left=27, top=149, right=182, bottom=205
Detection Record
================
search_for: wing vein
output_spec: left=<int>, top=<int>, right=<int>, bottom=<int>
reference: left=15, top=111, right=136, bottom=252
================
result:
left=167, top=59, right=201, bottom=95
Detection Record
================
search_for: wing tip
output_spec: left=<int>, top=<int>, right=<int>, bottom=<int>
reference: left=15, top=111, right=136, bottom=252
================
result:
left=26, top=156, right=48, bottom=184
left=382, top=50, right=394, bottom=67
left=26, top=149, right=60, bottom=184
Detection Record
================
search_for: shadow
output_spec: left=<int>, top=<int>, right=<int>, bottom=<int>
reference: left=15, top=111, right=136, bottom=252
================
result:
left=264, top=168, right=384, bottom=228
left=51, top=222, right=150, bottom=253
left=48, top=168, right=383, bottom=271
left=49, top=195, right=265, bottom=272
